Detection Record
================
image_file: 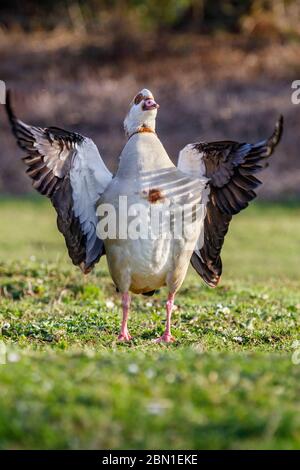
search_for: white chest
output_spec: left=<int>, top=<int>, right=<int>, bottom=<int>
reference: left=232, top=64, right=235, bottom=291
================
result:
left=99, top=133, right=209, bottom=293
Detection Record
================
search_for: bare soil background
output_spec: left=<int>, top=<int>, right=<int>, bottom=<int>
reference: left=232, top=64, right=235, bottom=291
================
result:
left=0, top=30, right=300, bottom=198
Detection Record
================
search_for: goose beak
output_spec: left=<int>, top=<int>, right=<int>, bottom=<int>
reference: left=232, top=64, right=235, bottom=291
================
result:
left=143, top=98, right=159, bottom=111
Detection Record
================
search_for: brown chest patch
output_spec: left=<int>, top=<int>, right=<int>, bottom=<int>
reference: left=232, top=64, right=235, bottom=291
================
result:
left=147, top=188, right=165, bottom=203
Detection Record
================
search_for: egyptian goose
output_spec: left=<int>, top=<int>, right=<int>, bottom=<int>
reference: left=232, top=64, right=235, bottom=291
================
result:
left=6, top=89, right=283, bottom=342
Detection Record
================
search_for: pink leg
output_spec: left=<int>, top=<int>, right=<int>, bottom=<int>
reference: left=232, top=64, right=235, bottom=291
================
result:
left=118, top=292, right=132, bottom=341
left=155, top=293, right=175, bottom=343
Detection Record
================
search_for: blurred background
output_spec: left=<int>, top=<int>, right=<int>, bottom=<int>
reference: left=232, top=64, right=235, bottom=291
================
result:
left=0, top=0, right=300, bottom=197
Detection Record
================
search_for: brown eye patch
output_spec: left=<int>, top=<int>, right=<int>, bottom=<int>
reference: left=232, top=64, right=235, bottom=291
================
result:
left=134, top=93, right=144, bottom=105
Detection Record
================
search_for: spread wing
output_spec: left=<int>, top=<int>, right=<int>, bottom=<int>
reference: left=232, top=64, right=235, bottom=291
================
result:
left=177, top=116, right=283, bottom=287
left=6, top=91, right=113, bottom=273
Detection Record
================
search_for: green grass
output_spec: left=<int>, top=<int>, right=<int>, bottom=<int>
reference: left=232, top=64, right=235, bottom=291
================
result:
left=0, top=196, right=300, bottom=449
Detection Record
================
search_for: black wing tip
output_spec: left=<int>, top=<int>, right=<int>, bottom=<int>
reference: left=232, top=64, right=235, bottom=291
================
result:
left=268, top=114, right=284, bottom=150
left=5, top=90, right=24, bottom=146
left=79, top=262, right=93, bottom=275
left=203, top=276, right=220, bottom=288
left=5, top=89, right=15, bottom=124
left=190, top=252, right=222, bottom=288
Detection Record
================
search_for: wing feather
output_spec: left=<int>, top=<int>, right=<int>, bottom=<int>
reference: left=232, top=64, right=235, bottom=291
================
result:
left=178, top=116, right=283, bottom=287
left=6, top=91, right=113, bottom=273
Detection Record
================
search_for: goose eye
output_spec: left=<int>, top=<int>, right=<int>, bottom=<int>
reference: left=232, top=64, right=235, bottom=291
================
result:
left=134, top=93, right=143, bottom=105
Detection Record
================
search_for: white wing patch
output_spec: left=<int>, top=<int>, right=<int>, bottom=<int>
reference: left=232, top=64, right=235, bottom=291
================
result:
left=70, top=138, right=112, bottom=264
left=177, top=144, right=206, bottom=178
left=177, top=143, right=210, bottom=261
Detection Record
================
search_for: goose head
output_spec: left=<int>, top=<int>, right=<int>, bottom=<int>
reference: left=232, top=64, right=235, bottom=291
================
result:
left=124, top=89, right=159, bottom=138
